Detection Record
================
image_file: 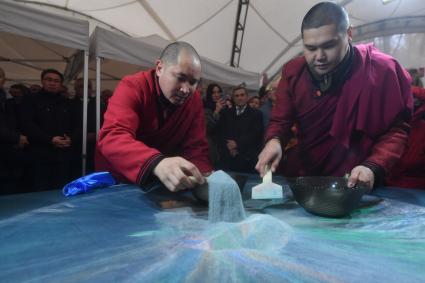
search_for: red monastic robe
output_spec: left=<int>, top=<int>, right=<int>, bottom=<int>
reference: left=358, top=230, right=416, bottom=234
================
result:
left=386, top=87, right=425, bottom=189
left=96, top=69, right=212, bottom=184
left=266, top=44, right=413, bottom=177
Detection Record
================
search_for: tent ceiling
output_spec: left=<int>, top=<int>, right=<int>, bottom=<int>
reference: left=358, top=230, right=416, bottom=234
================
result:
left=0, top=0, right=90, bottom=90
left=0, top=31, right=77, bottom=88
left=11, top=0, right=425, bottom=79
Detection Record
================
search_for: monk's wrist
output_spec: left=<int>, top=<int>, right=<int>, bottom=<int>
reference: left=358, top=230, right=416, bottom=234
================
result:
left=268, top=137, right=281, bottom=144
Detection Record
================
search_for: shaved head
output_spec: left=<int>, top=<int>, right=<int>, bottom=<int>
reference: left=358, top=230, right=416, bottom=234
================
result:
left=302, top=2, right=349, bottom=36
left=159, top=41, right=201, bottom=66
left=155, top=41, right=202, bottom=105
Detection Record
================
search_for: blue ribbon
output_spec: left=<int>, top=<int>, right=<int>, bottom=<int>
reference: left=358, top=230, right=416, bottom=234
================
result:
left=63, top=172, right=116, bottom=196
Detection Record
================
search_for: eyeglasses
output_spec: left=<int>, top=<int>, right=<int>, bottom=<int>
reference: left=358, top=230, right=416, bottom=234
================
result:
left=43, top=77, right=61, bottom=83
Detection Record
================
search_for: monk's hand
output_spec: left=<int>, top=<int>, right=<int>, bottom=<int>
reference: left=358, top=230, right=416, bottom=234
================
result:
left=347, top=165, right=374, bottom=190
left=255, top=138, right=282, bottom=177
left=153, top=157, right=205, bottom=192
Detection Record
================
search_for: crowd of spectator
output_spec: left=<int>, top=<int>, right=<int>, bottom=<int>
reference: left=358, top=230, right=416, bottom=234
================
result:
left=0, top=67, right=109, bottom=194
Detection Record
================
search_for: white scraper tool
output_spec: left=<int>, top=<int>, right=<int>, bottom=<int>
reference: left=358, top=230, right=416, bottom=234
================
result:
left=251, top=166, right=283, bottom=199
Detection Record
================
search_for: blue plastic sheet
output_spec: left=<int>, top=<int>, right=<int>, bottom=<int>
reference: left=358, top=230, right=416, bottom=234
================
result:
left=62, top=172, right=116, bottom=196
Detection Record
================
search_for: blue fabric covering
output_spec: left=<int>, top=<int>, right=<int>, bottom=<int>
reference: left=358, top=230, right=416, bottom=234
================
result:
left=1, top=176, right=424, bottom=282
left=62, top=172, right=116, bottom=196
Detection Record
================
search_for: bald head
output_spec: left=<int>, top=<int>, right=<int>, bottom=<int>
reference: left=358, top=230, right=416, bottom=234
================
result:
left=159, top=41, right=201, bottom=66
left=302, top=2, right=349, bottom=37
left=155, top=41, right=202, bottom=106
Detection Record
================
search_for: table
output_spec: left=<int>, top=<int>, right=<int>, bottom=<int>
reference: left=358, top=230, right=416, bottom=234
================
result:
left=1, top=176, right=424, bottom=282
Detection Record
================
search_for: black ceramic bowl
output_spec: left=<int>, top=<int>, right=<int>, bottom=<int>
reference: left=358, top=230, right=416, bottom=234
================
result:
left=288, top=176, right=369, bottom=218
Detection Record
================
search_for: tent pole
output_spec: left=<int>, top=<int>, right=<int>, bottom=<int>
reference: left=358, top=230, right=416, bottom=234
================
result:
left=82, top=51, right=89, bottom=176
left=230, top=0, right=249, bottom=67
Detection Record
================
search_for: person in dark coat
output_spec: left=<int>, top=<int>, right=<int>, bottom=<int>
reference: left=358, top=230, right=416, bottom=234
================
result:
left=20, top=69, right=79, bottom=190
left=216, top=85, right=264, bottom=173
left=0, top=68, right=31, bottom=193
left=203, top=83, right=226, bottom=167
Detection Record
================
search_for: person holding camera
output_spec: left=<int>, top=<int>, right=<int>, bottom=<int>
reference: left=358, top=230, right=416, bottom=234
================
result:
left=203, top=83, right=226, bottom=167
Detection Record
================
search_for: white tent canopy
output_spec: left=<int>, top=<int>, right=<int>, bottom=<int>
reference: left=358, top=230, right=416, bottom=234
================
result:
left=0, top=0, right=88, bottom=51
left=0, top=32, right=75, bottom=88
left=13, top=0, right=425, bottom=81
left=91, top=27, right=160, bottom=68
left=0, top=0, right=89, bottom=88
left=90, top=27, right=260, bottom=90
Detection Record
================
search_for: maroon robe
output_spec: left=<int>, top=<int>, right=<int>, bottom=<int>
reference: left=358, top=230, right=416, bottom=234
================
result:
left=266, top=44, right=413, bottom=177
left=386, top=87, right=425, bottom=189
left=96, top=69, right=212, bottom=184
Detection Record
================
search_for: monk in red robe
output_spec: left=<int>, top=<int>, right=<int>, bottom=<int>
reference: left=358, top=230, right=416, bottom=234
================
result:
left=256, top=2, right=413, bottom=189
left=96, top=42, right=212, bottom=192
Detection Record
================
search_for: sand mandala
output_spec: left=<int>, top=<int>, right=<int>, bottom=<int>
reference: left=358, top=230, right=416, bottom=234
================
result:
left=124, top=198, right=425, bottom=283
left=126, top=212, right=349, bottom=283
left=2, top=187, right=425, bottom=282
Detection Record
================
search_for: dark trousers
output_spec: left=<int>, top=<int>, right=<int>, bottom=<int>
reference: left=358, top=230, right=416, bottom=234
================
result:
left=0, top=145, right=32, bottom=194
left=30, top=146, right=77, bottom=191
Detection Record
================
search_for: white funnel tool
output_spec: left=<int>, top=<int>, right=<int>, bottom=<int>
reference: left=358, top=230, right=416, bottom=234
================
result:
left=252, top=167, right=283, bottom=199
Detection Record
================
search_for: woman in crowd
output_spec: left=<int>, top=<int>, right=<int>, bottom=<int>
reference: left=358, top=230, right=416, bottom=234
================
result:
left=203, top=83, right=226, bottom=167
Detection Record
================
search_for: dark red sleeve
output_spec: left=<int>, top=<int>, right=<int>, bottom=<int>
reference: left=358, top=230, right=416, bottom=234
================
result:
left=363, top=116, right=411, bottom=175
left=363, top=59, right=413, bottom=176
